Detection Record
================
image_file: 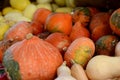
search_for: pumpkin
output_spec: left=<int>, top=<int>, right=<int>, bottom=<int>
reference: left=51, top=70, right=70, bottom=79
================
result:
left=69, top=21, right=90, bottom=41
left=110, top=8, right=120, bottom=36
left=4, top=21, right=32, bottom=41
left=0, top=40, right=17, bottom=62
left=3, top=33, right=63, bottom=80
left=64, top=37, right=95, bottom=67
left=87, top=7, right=99, bottom=17
left=90, top=12, right=112, bottom=42
left=45, top=32, right=71, bottom=54
left=89, top=12, right=111, bottom=32
left=115, top=41, right=120, bottom=56
left=95, top=35, right=119, bottom=56
left=45, top=13, right=72, bottom=35
left=72, top=7, right=91, bottom=27
left=32, top=8, right=52, bottom=25
left=30, top=20, right=43, bottom=35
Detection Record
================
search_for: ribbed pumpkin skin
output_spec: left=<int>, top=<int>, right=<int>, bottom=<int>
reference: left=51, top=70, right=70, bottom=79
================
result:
left=4, top=21, right=32, bottom=41
left=69, top=22, right=90, bottom=41
left=45, top=13, right=72, bottom=35
left=45, top=32, right=71, bottom=53
left=3, top=35, right=63, bottom=80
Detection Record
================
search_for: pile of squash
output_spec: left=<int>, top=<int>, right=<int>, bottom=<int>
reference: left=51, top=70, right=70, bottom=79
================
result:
left=0, top=0, right=120, bottom=80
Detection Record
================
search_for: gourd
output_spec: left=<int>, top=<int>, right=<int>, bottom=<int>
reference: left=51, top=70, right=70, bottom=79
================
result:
left=3, top=33, right=63, bottom=80
left=86, top=55, right=120, bottom=80
left=115, top=41, right=120, bottom=56
left=45, top=32, right=71, bottom=53
left=95, top=35, right=119, bottom=56
left=64, top=37, right=95, bottom=67
left=45, top=13, right=72, bottom=35
left=4, top=21, right=32, bottom=41
left=69, top=21, right=90, bottom=41
left=55, top=61, right=76, bottom=80
left=72, top=7, right=91, bottom=27
left=110, top=8, right=120, bottom=36
left=71, top=60, right=88, bottom=80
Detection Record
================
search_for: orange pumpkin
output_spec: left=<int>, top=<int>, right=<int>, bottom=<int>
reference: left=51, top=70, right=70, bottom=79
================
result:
left=90, top=12, right=112, bottom=42
left=4, top=21, right=32, bottom=41
left=69, top=21, right=90, bottom=41
left=30, top=21, right=43, bottom=35
left=89, top=12, right=111, bottom=32
left=110, top=8, right=120, bottom=36
left=72, top=7, right=91, bottom=27
left=45, top=32, right=71, bottom=54
left=32, top=8, right=52, bottom=25
left=0, top=40, right=17, bottom=62
left=64, top=37, right=95, bottom=67
left=87, top=7, right=99, bottom=17
left=45, top=13, right=72, bottom=35
left=3, top=33, right=63, bottom=80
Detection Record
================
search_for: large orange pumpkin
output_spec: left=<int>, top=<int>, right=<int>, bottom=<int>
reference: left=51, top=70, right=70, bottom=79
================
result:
left=3, top=33, right=63, bottom=80
left=45, top=13, right=72, bottom=35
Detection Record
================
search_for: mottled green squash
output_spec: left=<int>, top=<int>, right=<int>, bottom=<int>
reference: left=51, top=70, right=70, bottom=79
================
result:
left=110, top=8, right=120, bottom=36
left=95, top=35, right=119, bottom=56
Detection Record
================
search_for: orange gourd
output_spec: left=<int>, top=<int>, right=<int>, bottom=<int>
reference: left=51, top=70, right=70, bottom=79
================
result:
left=30, top=21, right=43, bottom=35
left=32, top=8, right=52, bottom=25
left=90, top=12, right=112, bottom=42
left=4, top=21, right=32, bottom=41
left=64, top=37, right=95, bottom=67
left=69, top=22, right=90, bottom=41
left=72, top=7, right=91, bottom=27
left=3, top=33, right=63, bottom=80
left=45, top=13, right=72, bottom=35
left=45, top=32, right=71, bottom=54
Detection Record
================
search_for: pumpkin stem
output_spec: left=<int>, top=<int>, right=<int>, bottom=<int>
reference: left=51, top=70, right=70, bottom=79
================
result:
left=62, top=61, right=67, bottom=66
left=70, top=59, right=75, bottom=65
left=26, top=33, right=33, bottom=40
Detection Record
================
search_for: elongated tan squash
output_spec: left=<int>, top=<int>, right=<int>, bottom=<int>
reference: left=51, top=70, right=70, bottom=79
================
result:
left=71, top=60, right=88, bottom=80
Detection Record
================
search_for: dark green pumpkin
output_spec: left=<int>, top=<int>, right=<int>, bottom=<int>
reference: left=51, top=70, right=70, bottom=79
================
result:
left=95, top=35, right=119, bottom=56
left=110, top=8, right=120, bottom=36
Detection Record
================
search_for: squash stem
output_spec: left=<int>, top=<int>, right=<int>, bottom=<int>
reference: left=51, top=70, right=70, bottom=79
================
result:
left=26, top=33, right=33, bottom=40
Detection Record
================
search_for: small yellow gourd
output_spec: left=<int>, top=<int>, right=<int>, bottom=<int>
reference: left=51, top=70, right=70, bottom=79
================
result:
left=71, top=60, right=88, bottom=80
left=55, top=61, right=76, bottom=80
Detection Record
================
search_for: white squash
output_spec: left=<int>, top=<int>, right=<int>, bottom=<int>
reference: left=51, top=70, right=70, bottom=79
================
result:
left=86, top=55, right=120, bottom=80
left=55, top=61, right=76, bottom=80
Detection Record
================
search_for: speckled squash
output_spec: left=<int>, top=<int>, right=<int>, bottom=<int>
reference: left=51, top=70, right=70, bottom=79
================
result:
left=95, top=35, right=119, bottom=56
left=110, top=8, right=120, bottom=36
left=64, top=37, right=95, bottom=67
left=2, top=33, right=63, bottom=80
